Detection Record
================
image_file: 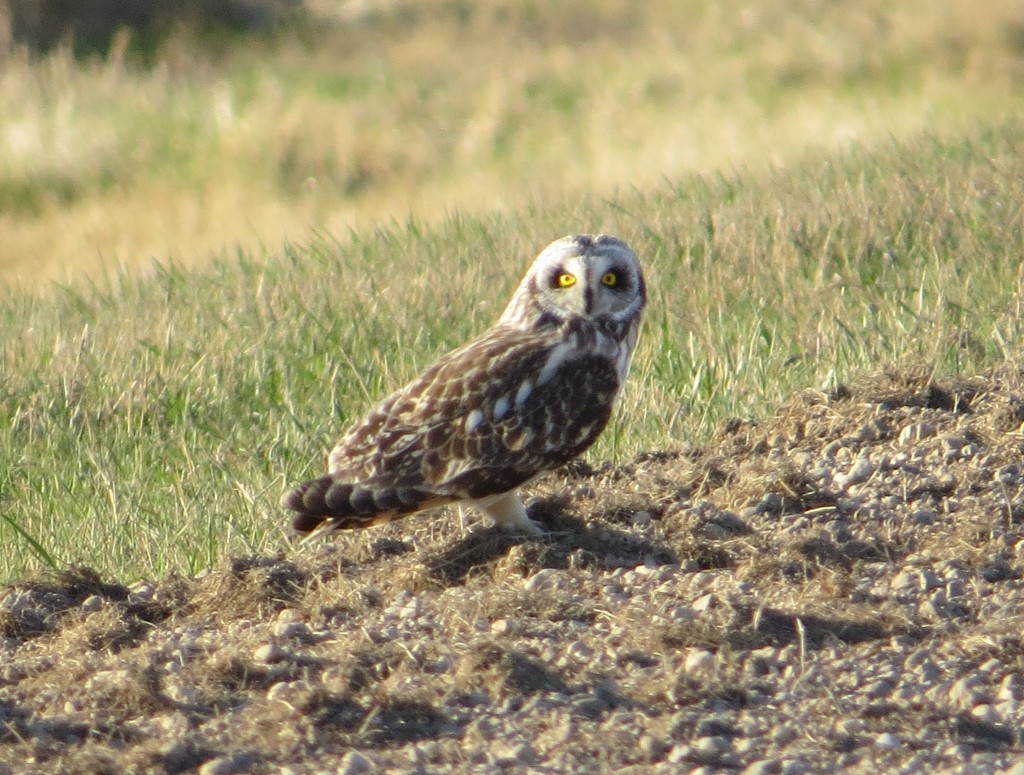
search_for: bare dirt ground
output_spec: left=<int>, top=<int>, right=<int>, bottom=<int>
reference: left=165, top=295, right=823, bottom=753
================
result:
left=3, top=365, right=1024, bottom=774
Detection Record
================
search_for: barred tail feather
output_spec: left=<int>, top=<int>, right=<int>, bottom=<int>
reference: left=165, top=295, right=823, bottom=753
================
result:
left=282, top=475, right=441, bottom=535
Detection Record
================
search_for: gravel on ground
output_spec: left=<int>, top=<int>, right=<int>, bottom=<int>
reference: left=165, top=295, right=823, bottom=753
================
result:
left=2, top=364, right=1023, bottom=773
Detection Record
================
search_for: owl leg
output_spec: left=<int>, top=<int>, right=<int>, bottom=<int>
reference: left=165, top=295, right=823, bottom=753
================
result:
left=476, top=492, right=544, bottom=535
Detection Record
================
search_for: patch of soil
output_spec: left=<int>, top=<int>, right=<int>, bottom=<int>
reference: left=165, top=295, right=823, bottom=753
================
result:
left=2, top=364, right=1024, bottom=773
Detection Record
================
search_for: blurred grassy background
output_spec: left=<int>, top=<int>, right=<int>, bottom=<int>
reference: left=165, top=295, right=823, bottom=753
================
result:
left=2, top=0, right=1022, bottom=285
left=3, top=0, right=1024, bottom=581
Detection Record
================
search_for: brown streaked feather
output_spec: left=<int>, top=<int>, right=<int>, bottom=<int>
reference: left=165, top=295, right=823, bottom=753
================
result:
left=355, top=336, right=617, bottom=490
left=281, top=325, right=621, bottom=536
left=326, top=327, right=551, bottom=477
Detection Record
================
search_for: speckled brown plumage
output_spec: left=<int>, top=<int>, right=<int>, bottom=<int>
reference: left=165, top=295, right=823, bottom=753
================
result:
left=283, top=234, right=645, bottom=537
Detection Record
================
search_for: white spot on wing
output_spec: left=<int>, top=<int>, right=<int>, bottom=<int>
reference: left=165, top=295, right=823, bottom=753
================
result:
left=515, top=380, right=533, bottom=407
left=493, top=396, right=510, bottom=420
left=465, top=409, right=484, bottom=432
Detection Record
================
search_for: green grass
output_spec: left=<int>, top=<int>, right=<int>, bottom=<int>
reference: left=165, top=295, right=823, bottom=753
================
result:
left=4, top=0, right=1024, bottom=581
left=4, top=118, right=1024, bottom=582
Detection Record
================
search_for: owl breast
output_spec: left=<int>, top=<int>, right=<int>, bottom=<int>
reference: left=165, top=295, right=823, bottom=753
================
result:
left=564, top=317, right=640, bottom=397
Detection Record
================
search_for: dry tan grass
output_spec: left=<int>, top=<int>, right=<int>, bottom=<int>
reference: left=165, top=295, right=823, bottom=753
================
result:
left=2, top=0, right=1023, bottom=287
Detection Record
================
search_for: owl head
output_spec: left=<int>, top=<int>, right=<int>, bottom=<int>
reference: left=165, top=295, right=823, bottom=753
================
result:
left=499, top=234, right=646, bottom=332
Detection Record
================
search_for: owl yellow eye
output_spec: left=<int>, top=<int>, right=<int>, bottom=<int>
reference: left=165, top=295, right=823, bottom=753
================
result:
left=601, top=272, right=619, bottom=288
left=557, top=272, right=577, bottom=288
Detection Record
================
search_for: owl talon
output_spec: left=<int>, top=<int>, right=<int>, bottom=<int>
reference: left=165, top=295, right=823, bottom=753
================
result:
left=475, top=492, right=545, bottom=535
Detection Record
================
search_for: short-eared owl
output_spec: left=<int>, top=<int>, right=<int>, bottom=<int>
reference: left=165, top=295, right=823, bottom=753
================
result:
left=283, top=234, right=646, bottom=537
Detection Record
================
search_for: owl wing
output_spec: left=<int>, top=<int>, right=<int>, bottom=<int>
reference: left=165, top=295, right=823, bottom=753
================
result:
left=284, top=326, right=620, bottom=532
left=421, top=347, right=621, bottom=501
left=339, top=325, right=620, bottom=490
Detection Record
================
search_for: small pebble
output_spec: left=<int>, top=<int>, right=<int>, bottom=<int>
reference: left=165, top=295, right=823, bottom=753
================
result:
left=665, top=744, right=689, bottom=764
left=197, top=756, right=251, bottom=775
left=911, top=509, right=938, bottom=525
left=684, top=649, right=716, bottom=676
left=998, top=673, right=1024, bottom=701
left=948, top=675, right=988, bottom=707
left=742, top=760, right=784, bottom=775
left=639, top=734, right=667, bottom=761
left=524, top=568, right=565, bottom=593
left=836, top=718, right=865, bottom=736
left=273, top=622, right=311, bottom=640
left=266, top=682, right=290, bottom=703
left=493, top=742, right=536, bottom=765
left=631, top=510, right=652, bottom=526
left=772, top=726, right=798, bottom=746
left=899, top=423, right=937, bottom=444
left=338, top=750, right=373, bottom=775
left=690, top=735, right=732, bottom=763
left=276, top=608, right=304, bottom=624
left=970, top=704, right=999, bottom=723
left=669, top=606, right=697, bottom=622
left=874, top=732, right=901, bottom=749
left=691, top=593, right=718, bottom=612
left=837, top=457, right=874, bottom=488
left=995, top=465, right=1021, bottom=484
left=128, top=582, right=155, bottom=603
left=570, top=696, right=607, bottom=719
left=490, top=618, right=517, bottom=636
left=253, top=643, right=287, bottom=664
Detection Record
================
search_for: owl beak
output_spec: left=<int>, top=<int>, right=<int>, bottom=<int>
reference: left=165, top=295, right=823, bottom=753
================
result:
left=583, top=285, right=594, bottom=315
